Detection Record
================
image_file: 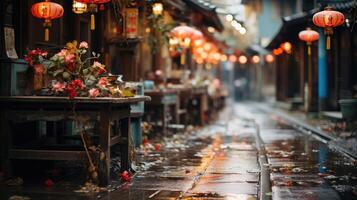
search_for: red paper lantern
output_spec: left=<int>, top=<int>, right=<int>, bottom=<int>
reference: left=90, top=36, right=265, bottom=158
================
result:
left=238, top=55, right=248, bottom=64
left=251, top=55, right=260, bottom=64
left=265, top=54, right=274, bottom=63
left=228, top=55, right=237, bottom=63
left=272, top=48, right=283, bottom=56
left=280, top=42, right=292, bottom=53
left=299, top=27, right=319, bottom=55
left=76, top=0, right=110, bottom=30
left=313, top=7, right=344, bottom=50
left=31, top=0, right=64, bottom=41
left=170, top=25, right=203, bottom=65
left=171, top=26, right=195, bottom=39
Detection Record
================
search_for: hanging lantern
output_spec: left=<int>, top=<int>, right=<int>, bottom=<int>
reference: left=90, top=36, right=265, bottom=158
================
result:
left=228, top=55, right=237, bottom=63
left=280, top=42, right=292, bottom=53
left=272, top=48, right=283, bottom=56
left=31, top=0, right=64, bottom=41
left=238, top=55, right=248, bottom=64
left=299, top=28, right=319, bottom=55
left=170, top=25, right=203, bottom=47
left=72, top=0, right=87, bottom=14
left=220, top=54, right=227, bottom=62
left=313, top=7, right=344, bottom=50
left=251, top=55, right=260, bottom=64
left=265, top=54, right=274, bottom=63
left=76, top=0, right=110, bottom=30
left=152, top=2, right=163, bottom=16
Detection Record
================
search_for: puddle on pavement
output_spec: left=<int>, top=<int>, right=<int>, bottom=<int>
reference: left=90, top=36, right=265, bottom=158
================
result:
left=261, top=114, right=357, bottom=200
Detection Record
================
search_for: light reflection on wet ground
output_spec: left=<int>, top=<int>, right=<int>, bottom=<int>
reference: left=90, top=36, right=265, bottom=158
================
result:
left=246, top=104, right=357, bottom=200
left=1, top=103, right=356, bottom=200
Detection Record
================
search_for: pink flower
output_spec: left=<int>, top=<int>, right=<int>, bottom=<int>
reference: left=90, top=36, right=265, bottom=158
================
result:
left=79, top=41, right=89, bottom=49
left=41, top=51, right=48, bottom=57
left=92, top=61, right=102, bottom=68
left=65, top=54, right=75, bottom=63
left=97, top=77, right=108, bottom=90
left=52, top=81, right=66, bottom=93
left=89, top=88, right=100, bottom=98
left=56, top=49, right=67, bottom=57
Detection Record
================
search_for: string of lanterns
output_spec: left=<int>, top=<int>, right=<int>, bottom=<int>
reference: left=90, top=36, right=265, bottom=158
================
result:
left=272, top=7, right=345, bottom=57
left=75, top=0, right=110, bottom=30
left=31, top=0, right=109, bottom=40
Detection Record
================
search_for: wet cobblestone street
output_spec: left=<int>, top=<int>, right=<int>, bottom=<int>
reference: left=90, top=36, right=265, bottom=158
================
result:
left=1, top=102, right=356, bottom=200
left=106, top=102, right=357, bottom=200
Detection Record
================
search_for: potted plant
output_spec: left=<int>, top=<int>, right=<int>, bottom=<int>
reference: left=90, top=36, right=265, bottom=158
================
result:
left=339, top=84, right=357, bottom=121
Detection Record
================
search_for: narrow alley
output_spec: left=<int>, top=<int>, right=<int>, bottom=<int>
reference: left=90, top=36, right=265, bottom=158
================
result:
left=1, top=1, right=357, bottom=200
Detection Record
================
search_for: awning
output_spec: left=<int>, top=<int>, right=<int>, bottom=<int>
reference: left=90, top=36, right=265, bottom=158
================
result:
left=183, top=0, right=224, bottom=32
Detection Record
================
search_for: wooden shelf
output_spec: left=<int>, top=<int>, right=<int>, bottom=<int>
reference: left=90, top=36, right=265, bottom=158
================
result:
left=9, top=149, right=89, bottom=161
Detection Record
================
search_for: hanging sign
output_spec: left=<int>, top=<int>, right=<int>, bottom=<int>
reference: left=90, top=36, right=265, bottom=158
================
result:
left=125, top=8, right=138, bottom=38
left=4, top=27, right=18, bottom=59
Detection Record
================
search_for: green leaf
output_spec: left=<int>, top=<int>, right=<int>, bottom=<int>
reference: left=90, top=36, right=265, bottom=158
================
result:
left=62, top=71, right=70, bottom=80
left=53, top=69, right=64, bottom=77
left=83, top=68, right=89, bottom=75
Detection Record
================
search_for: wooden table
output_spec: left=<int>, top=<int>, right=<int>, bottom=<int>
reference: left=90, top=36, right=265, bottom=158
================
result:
left=144, top=90, right=178, bottom=135
left=0, top=96, right=150, bottom=185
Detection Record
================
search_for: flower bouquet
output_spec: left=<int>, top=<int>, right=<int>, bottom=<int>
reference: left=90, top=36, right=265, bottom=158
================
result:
left=24, top=48, right=49, bottom=93
left=24, top=41, right=136, bottom=99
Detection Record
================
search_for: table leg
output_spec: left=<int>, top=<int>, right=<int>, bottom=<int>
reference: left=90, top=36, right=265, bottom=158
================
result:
left=0, top=111, right=11, bottom=179
left=162, top=105, right=167, bottom=135
left=99, top=107, right=111, bottom=186
left=120, top=116, right=130, bottom=172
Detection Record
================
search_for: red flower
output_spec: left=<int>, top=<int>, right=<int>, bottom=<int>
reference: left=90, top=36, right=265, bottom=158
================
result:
left=120, top=171, right=131, bottom=182
left=24, top=56, right=34, bottom=66
left=97, top=67, right=106, bottom=75
left=142, top=138, right=149, bottom=146
left=65, top=84, right=77, bottom=99
left=66, top=62, right=75, bottom=72
left=72, top=79, right=84, bottom=89
left=154, top=143, right=161, bottom=151
left=43, top=179, right=54, bottom=187
left=97, top=77, right=109, bottom=90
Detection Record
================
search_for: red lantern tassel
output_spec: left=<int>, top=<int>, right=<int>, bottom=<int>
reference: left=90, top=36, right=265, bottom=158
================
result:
left=45, top=28, right=49, bottom=41
left=180, top=53, right=185, bottom=65
left=308, top=45, right=311, bottom=56
left=91, top=14, right=95, bottom=30
left=326, top=35, right=331, bottom=50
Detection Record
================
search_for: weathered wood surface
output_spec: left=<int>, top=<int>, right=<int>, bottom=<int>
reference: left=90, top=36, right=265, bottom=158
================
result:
left=0, top=95, right=150, bottom=104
